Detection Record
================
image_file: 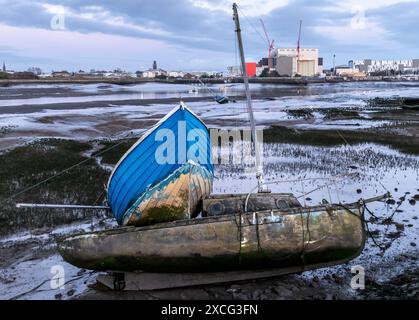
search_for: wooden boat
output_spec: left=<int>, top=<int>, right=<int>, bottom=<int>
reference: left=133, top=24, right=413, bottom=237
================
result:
left=57, top=195, right=368, bottom=273
left=107, top=102, right=213, bottom=226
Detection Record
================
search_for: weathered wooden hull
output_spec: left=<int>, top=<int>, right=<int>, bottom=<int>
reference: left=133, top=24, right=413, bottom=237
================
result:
left=123, top=162, right=213, bottom=226
left=58, top=202, right=366, bottom=273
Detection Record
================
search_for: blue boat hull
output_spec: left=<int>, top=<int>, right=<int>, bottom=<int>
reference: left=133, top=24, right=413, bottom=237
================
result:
left=107, top=103, right=214, bottom=225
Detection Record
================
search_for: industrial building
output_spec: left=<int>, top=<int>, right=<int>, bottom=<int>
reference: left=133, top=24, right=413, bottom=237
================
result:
left=274, top=48, right=321, bottom=77
left=227, top=63, right=257, bottom=77
left=351, top=59, right=419, bottom=74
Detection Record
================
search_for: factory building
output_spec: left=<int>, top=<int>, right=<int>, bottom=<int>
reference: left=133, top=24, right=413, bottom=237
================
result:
left=352, top=59, right=418, bottom=73
left=226, top=63, right=257, bottom=77
left=274, top=48, right=321, bottom=77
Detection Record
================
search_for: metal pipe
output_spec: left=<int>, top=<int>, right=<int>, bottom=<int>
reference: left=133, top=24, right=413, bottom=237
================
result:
left=16, top=203, right=111, bottom=210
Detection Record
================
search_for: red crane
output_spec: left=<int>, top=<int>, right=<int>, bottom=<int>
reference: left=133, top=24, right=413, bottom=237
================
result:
left=296, top=20, right=302, bottom=71
left=259, top=18, right=275, bottom=70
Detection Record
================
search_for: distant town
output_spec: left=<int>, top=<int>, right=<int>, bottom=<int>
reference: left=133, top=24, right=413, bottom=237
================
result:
left=2, top=48, right=419, bottom=83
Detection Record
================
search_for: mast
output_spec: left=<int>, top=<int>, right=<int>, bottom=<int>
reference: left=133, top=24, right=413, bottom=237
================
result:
left=232, top=3, right=267, bottom=192
left=296, top=20, right=302, bottom=74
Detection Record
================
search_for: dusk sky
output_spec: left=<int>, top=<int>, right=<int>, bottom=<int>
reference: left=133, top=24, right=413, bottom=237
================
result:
left=1, top=0, right=419, bottom=73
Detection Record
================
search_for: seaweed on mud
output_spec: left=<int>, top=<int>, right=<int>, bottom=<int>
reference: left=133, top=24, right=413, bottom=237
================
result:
left=286, top=108, right=361, bottom=120
left=263, top=126, right=419, bottom=156
left=316, top=108, right=361, bottom=119
left=366, top=97, right=402, bottom=109
left=0, top=139, right=111, bottom=235
left=286, top=109, right=314, bottom=119
left=0, top=125, right=16, bottom=135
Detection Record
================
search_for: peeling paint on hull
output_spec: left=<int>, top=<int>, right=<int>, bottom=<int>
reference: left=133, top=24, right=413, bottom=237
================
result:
left=58, top=203, right=366, bottom=273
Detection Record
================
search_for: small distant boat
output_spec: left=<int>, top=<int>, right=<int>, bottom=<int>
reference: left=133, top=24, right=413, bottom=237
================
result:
left=215, top=94, right=229, bottom=104
left=107, top=102, right=213, bottom=226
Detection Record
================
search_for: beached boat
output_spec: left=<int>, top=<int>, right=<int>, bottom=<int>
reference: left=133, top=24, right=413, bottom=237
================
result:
left=107, top=102, right=213, bottom=226
left=57, top=196, right=368, bottom=272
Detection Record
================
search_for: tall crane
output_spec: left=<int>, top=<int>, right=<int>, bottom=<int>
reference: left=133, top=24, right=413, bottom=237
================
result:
left=296, top=19, right=302, bottom=74
left=259, top=18, right=275, bottom=70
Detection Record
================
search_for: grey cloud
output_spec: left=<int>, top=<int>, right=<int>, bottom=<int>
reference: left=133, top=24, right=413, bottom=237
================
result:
left=0, top=0, right=418, bottom=69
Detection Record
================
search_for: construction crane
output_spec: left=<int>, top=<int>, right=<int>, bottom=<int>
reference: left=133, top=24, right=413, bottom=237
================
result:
left=259, top=18, right=275, bottom=70
left=296, top=19, right=302, bottom=74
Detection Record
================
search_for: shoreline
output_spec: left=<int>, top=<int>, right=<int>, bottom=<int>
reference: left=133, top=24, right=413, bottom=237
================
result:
left=0, top=76, right=415, bottom=86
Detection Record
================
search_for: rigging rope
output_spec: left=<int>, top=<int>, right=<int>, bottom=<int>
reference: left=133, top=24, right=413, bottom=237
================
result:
left=237, top=5, right=269, bottom=46
left=243, top=171, right=360, bottom=212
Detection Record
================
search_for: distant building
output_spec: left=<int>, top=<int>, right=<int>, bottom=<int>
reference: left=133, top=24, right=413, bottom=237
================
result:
left=141, top=61, right=167, bottom=78
left=167, top=71, right=185, bottom=78
left=73, top=70, right=107, bottom=79
left=257, top=57, right=277, bottom=71
left=334, top=65, right=366, bottom=78
left=227, top=66, right=241, bottom=77
left=188, top=71, right=222, bottom=78
left=276, top=55, right=296, bottom=77
left=183, top=73, right=196, bottom=79
left=2, top=61, right=5, bottom=72
left=353, top=59, right=419, bottom=74
left=274, top=48, right=321, bottom=77
left=10, top=71, right=39, bottom=79
left=245, top=62, right=257, bottom=77
left=141, top=69, right=167, bottom=78
left=318, top=57, right=324, bottom=75
left=52, top=71, right=72, bottom=78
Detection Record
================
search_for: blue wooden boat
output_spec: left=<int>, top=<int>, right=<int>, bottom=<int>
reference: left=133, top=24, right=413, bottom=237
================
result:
left=107, top=102, right=213, bottom=226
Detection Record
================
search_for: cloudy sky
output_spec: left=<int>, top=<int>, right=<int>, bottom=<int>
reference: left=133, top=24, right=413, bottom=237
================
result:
left=0, top=0, right=418, bottom=72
